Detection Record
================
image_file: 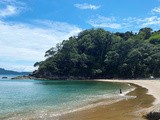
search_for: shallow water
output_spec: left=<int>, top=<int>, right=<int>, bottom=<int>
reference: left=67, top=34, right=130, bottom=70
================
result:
left=0, top=76, right=133, bottom=119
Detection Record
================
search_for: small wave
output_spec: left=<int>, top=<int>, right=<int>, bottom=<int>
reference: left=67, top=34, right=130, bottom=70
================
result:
left=121, top=87, right=136, bottom=95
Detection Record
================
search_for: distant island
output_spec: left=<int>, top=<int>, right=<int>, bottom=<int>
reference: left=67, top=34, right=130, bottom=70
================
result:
left=31, top=27, right=160, bottom=79
left=0, top=68, right=30, bottom=75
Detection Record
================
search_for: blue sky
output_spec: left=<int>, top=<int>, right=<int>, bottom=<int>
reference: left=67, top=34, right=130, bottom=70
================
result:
left=0, top=0, right=160, bottom=72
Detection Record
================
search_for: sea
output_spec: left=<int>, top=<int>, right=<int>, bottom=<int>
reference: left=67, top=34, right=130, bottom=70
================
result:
left=0, top=75, right=134, bottom=120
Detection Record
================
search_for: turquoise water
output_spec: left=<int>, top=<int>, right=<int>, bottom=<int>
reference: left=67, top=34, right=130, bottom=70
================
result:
left=0, top=76, right=133, bottom=119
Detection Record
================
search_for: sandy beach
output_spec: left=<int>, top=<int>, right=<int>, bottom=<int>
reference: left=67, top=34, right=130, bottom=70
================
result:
left=96, top=79, right=160, bottom=115
left=97, top=79, right=160, bottom=105
left=2, top=79, right=158, bottom=120
left=57, top=79, right=160, bottom=120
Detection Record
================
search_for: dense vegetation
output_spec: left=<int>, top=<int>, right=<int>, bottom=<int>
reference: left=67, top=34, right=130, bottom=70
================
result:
left=32, top=28, right=160, bottom=79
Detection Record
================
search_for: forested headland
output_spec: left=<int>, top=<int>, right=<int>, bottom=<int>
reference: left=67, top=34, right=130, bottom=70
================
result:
left=32, top=28, right=160, bottom=79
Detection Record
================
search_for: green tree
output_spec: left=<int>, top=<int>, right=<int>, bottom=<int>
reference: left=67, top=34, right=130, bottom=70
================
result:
left=32, top=28, right=160, bottom=79
left=138, top=27, right=153, bottom=40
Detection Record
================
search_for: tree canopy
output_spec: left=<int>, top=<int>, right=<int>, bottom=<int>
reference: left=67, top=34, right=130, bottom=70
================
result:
left=32, top=28, right=160, bottom=79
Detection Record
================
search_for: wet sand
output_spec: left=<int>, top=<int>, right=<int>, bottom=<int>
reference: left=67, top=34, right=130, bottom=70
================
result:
left=58, top=84, right=155, bottom=120
left=97, top=79, right=160, bottom=105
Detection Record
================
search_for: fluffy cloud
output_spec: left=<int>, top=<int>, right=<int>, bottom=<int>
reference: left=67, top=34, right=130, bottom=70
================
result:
left=0, top=0, right=25, bottom=18
left=0, top=0, right=82, bottom=72
left=0, top=5, right=18, bottom=17
left=0, top=20, right=82, bottom=72
left=88, top=15, right=121, bottom=29
left=151, top=6, right=160, bottom=14
left=123, top=16, right=160, bottom=30
left=0, top=0, right=24, bottom=5
left=88, top=15, right=160, bottom=31
left=140, top=16, right=160, bottom=27
left=74, top=3, right=101, bottom=10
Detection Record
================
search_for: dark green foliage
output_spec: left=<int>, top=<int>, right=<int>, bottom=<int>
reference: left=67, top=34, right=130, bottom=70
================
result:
left=33, top=28, right=160, bottom=79
left=145, top=112, right=160, bottom=120
left=138, top=27, right=153, bottom=40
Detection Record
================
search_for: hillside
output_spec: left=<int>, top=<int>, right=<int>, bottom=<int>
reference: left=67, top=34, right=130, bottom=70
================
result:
left=0, top=68, right=30, bottom=75
left=32, top=28, right=160, bottom=79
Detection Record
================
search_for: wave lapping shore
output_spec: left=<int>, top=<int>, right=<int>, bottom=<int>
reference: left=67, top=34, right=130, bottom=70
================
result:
left=96, top=79, right=160, bottom=113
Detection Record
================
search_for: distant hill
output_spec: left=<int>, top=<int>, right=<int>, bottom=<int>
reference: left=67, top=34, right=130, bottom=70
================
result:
left=0, top=68, right=31, bottom=75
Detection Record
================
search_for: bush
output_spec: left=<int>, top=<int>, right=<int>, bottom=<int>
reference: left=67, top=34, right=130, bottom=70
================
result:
left=145, top=112, right=160, bottom=120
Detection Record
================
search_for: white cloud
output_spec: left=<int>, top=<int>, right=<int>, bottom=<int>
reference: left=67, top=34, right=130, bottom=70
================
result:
left=151, top=6, right=160, bottom=14
left=35, top=20, right=81, bottom=36
left=141, top=16, right=160, bottom=27
left=74, top=3, right=101, bottom=10
left=88, top=15, right=121, bottom=29
left=88, top=15, right=160, bottom=31
left=0, top=0, right=25, bottom=18
left=90, top=22, right=121, bottom=29
left=0, top=5, right=18, bottom=17
left=123, top=16, right=160, bottom=30
left=0, top=20, right=82, bottom=72
left=0, top=0, right=24, bottom=5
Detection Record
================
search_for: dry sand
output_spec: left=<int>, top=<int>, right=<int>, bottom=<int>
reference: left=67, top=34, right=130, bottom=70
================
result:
left=96, top=79, right=160, bottom=111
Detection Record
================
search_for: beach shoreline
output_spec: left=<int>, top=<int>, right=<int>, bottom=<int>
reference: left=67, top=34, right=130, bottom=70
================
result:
left=96, top=79, right=160, bottom=112
left=58, top=82, right=155, bottom=120
left=3, top=79, right=158, bottom=120
left=58, top=79, right=160, bottom=120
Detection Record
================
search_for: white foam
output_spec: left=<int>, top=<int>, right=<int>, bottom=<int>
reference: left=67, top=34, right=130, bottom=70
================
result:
left=121, top=87, right=136, bottom=96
